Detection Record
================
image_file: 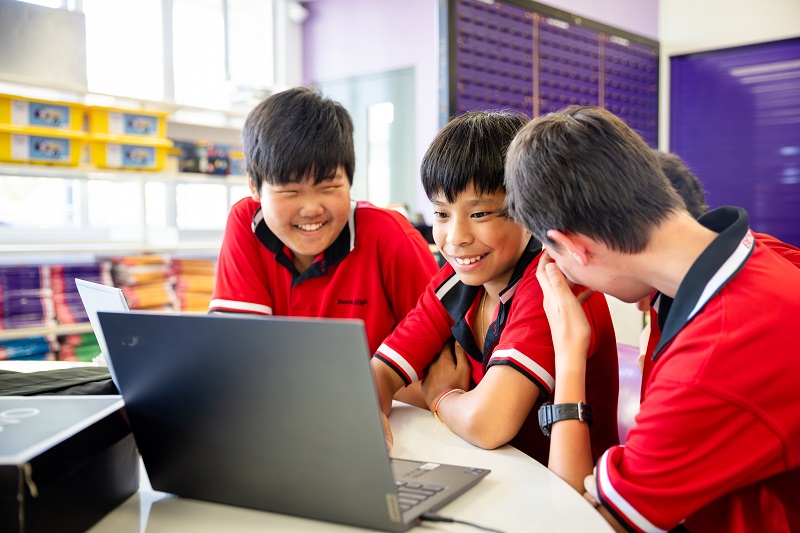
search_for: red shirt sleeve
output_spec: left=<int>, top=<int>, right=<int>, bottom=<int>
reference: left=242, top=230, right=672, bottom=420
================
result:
left=210, top=198, right=275, bottom=314
left=375, top=269, right=455, bottom=384
left=597, top=378, right=788, bottom=532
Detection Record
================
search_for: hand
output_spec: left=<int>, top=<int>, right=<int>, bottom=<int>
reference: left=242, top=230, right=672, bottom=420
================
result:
left=381, top=411, right=393, bottom=451
left=535, top=250, right=592, bottom=370
left=636, top=322, right=651, bottom=373
left=421, top=340, right=471, bottom=408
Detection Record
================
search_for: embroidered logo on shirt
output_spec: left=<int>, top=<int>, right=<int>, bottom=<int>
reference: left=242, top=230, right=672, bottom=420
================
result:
left=337, top=298, right=367, bottom=306
left=742, top=231, right=754, bottom=249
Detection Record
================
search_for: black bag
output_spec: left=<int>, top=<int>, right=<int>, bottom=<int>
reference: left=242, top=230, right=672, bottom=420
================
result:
left=0, top=366, right=118, bottom=396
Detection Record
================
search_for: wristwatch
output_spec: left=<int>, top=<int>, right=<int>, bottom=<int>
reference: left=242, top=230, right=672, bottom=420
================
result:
left=538, top=401, right=593, bottom=438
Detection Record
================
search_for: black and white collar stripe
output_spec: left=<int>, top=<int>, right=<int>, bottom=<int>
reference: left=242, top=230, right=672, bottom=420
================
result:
left=653, top=207, right=754, bottom=358
left=251, top=200, right=357, bottom=283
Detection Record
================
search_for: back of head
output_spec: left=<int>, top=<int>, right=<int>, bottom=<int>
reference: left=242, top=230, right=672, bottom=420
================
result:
left=243, top=86, right=355, bottom=192
left=505, top=106, right=684, bottom=253
left=655, top=151, right=709, bottom=219
left=421, top=110, right=529, bottom=202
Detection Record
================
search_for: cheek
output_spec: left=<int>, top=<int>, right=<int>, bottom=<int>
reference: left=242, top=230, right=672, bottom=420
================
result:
left=432, top=224, right=447, bottom=249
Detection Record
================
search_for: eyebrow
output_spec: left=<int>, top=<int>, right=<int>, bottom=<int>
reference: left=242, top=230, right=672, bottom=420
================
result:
left=432, top=197, right=496, bottom=207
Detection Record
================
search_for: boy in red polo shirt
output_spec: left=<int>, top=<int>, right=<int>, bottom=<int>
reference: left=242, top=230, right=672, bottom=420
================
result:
left=371, top=110, right=619, bottom=464
left=506, top=106, right=800, bottom=532
left=637, top=151, right=800, bottom=401
left=211, top=87, right=438, bottom=370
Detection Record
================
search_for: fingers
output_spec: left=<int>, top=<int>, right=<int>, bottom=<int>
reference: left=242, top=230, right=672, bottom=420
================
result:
left=584, top=473, right=599, bottom=505
left=382, top=413, right=393, bottom=451
left=453, top=341, right=469, bottom=366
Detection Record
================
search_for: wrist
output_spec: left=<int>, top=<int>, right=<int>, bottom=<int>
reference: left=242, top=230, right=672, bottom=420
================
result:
left=432, top=388, right=465, bottom=422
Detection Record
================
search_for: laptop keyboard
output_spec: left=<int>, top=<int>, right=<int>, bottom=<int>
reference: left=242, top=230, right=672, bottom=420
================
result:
left=395, top=480, right=445, bottom=512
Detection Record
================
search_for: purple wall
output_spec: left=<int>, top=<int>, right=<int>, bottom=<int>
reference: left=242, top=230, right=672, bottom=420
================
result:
left=670, top=38, right=800, bottom=247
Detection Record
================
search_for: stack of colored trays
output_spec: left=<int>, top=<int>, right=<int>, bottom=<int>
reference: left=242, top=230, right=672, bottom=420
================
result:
left=88, top=106, right=173, bottom=171
left=0, top=94, right=87, bottom=166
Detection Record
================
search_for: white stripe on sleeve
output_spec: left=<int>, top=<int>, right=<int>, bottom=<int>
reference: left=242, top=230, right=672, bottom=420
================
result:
left=490, top=348, right=555, bottom=392
left=376, top=343, right=419, bottom=383
left=209, top=299, right=273, bottom=315
left=597, top=449, right=668, bottom=533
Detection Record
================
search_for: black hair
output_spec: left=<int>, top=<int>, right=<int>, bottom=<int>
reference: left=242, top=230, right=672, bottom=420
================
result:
left=655, top=151, right=709, bottom=219
left=243, top=86, right=355, bottom=191
left=421, top=110, right=530, bottom=203
left=505, top=106, right=685, bottom=253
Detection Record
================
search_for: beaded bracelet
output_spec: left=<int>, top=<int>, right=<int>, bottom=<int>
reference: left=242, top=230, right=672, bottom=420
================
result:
left=432, top=388, right=466, bottom=422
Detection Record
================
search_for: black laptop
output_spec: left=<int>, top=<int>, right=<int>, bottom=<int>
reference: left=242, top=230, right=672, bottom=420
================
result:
left=97, top=311, right=489, bottom=532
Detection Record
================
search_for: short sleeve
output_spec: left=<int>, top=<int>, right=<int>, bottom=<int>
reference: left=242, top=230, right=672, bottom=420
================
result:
left=596, top=379, right=787, bottom=532
left=210, top=199, right=274, bottom=315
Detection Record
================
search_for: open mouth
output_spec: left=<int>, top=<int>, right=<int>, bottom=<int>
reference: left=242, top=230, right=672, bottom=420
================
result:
left=295, top=221, right=326, bottom=231
left=453, top=253, right=488, bottom=265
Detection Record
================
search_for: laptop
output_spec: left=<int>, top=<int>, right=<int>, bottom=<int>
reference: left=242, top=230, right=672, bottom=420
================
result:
left=75, top=278, right=131, bottom=390
left=96, top=311, right=490, bottom=532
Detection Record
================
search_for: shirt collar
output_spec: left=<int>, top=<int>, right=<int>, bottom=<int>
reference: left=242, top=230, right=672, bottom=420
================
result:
left=251, top=200, right=357, bottom=282
left=653, top=206, right=754, bottom=358
left=439, top=236, right=542, bottom=361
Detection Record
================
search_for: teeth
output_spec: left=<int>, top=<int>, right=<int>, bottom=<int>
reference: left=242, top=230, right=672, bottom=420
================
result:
left=454, top=254, right=485, bottom=265
left=297, top=222, right=324, bottom=231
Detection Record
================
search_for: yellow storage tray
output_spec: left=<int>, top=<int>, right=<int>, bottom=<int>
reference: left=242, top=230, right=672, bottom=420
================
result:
left=230, top=150, right=246, bottom=175
left=88, top=106, right=170, bottom=138
left=0, top=124, right=86, bottom=166
left=88, top=133, right=173, bottom=171
left=0, top=94, right=85, bottom=131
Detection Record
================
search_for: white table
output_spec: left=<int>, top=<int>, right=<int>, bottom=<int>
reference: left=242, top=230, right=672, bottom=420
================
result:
left=0, top=362, right=611, bottom=532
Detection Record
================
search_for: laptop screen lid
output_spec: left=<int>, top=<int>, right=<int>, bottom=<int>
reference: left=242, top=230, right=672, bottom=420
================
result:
left=75, top=278, right=130, bottom=389
left=97, top=311, right=489, bottom=532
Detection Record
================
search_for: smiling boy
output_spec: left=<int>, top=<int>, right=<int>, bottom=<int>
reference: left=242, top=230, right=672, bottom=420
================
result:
left=210, top=87, right=439, bottom=359
left=370, top=110, right=619, bottom=462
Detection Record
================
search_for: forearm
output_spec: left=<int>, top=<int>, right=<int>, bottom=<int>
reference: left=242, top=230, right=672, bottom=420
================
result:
left=432, top=375, right=535, bottom=450
left=370, top=358, right=405, bottom=416
left=433, top=391, right=514, bottom=449
left=548, top=360, right=594, bottom=493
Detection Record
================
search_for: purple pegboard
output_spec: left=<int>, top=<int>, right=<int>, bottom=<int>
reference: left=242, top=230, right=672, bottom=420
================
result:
left=443, top=0, right=659, bottom=147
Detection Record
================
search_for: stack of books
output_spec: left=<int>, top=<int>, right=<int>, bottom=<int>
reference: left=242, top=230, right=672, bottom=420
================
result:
left=0, top=265, right=57, bottom=360
left=110, top=255, right=176, bottom=311
left=172, top=258, right=216, bottom=312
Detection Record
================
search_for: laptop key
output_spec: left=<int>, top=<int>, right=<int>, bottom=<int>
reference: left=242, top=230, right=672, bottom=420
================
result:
left=398, top=490, right=428, bottom=502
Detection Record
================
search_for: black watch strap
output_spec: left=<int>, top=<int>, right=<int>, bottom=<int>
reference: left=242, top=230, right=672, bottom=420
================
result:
left=538, top=401, right=593, bottom=438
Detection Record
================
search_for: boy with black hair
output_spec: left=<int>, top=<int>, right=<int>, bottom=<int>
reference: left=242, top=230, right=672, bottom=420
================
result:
left=211, top=87, right=439, bottom=364
left=370, top=110, right=619, bottom=463
left=506, top=106, right=800, bottom=532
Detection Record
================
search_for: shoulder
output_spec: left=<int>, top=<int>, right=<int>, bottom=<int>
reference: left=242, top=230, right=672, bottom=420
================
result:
left=229, top=196, right=260, bottom=220
left=753, top=232, right=800, bottom=269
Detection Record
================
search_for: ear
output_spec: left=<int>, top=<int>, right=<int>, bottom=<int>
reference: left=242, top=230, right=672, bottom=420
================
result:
left=546, top=229, right=589, bottom=266
left=248, top=176, right=261, bottom=202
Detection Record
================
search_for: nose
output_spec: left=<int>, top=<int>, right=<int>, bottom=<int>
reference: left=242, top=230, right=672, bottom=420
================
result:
left=297, top=193, right=325, bottom=218
left=446, top=216, right=472, bottom=248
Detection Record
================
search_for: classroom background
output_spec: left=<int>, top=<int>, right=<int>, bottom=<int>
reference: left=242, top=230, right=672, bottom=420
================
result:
left=0, top=0, right=798, bottom=361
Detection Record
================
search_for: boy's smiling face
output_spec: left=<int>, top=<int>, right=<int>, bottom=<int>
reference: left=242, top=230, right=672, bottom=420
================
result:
left=251, top=167, right=352, bottom=273
left=431, top=183, right=529, bottom=294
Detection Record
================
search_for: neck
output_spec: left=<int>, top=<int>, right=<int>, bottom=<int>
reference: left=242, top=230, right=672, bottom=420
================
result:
left=637, top=211, right=719, bottom=298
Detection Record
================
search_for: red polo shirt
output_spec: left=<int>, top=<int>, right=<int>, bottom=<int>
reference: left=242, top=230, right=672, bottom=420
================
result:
left=375, top=241, right=619, bottom=464
left=210, top=198, right=439, bottom=354
left=598, top=208, right=800, bottom=533
left=641, top=231, right=800, bottom=400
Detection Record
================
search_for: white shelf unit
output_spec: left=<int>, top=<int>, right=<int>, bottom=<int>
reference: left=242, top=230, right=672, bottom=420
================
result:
left=0, top=163, right=242, bottom=347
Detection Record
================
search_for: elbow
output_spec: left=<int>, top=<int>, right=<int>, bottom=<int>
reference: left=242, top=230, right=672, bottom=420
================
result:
left=461, top=406, right=519, bottom=450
